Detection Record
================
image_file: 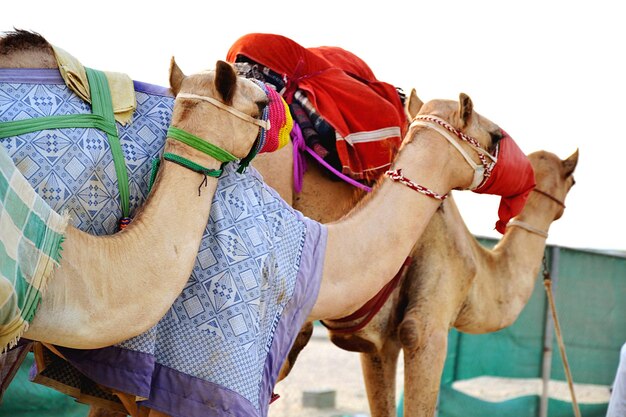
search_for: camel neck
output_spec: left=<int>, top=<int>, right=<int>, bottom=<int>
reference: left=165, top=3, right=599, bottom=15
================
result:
left=500, top=194, right=558, bottom=252
left=26, top=146, right=220, bottom=347
left=316, top=131, right=465, bottom=320
left=480, top=194, right=561, bottom=326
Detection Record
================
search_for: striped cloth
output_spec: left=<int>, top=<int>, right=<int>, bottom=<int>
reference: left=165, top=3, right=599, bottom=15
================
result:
left=0, top=145, right=67, bottom=352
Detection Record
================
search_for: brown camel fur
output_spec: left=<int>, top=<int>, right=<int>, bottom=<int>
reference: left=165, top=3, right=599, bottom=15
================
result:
left=3, top=32, right=506, bottom=417
left=254, top=92, right=577, bottom=416
left=89, top=90, right=502, bottom=417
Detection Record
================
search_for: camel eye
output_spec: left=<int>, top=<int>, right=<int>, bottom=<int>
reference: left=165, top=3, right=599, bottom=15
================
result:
left=489, top=130, right=503, bottom=145
left=255, top=98, right=268, bottom=116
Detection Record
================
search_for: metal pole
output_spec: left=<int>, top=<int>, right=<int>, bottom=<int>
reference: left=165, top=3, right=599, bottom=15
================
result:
left=539, top=246, right=560, bottom=417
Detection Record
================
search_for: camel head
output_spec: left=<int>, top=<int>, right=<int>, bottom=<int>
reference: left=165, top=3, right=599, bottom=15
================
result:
left=168, top=58, right=269, bottom=159
left=527, top=149, right=578, bottom=220
left=416, top=93, right=502, bottom=153
left=406, top=93, right=503, bottom=190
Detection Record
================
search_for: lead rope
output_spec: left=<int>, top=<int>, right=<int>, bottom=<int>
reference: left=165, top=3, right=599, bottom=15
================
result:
left=146, top=126, right=239, bottom=195
left=542, top=255, right=582, bottom=417
left=148, top=153, right=223, bottom=196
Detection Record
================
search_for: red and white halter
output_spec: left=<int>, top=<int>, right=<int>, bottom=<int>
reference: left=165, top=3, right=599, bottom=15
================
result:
left=385, top=115, right=498, bottom=199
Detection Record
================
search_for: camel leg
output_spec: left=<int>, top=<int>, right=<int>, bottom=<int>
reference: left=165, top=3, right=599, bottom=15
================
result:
left=360, top=340, right=401, bottom=417
left=400, top=320, right=449, bottom=417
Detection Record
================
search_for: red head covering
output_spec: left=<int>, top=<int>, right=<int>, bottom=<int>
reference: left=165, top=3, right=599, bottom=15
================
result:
left=226, top=33, right=407, bottom=181
left=472, top=130, right=536, bottom=234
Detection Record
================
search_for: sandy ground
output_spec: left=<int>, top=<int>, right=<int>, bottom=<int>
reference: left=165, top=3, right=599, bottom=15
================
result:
left=268, top=326, right=610, bottom=417
left=268, top=326, right=404, bottom=417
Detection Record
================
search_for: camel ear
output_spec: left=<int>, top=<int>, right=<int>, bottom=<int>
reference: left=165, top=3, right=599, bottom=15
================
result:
left=169, top=57, right=185, bottom=96
left=406, top=88, right=423, bottom=119
left=562, top=148, right=579, bottom=177
left=459, top=93, right=473, bottom=127
left=214, top=60, right=237, bottom=105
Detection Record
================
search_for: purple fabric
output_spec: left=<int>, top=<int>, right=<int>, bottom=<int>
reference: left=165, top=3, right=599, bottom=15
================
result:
left=132, top=80, right=172, bottom=97
left=58, top=184, right=327, bottom=417
left=258, top=213, right=326, bottom=416
left=291, top=118, right=372, bottom=193
left=304, top=145, right=373, bottom=192
left=0, top=68, right=63, bottom=84
left=0, top=68, right=172, bottom=97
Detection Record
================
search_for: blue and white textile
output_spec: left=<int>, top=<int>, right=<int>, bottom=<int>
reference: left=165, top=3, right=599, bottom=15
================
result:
left=1, top=68, right=326, bottom=417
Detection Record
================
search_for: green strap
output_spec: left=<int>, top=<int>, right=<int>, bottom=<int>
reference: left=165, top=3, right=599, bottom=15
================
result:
left=163, top=153, right=223, bottom=178
left=0, top=68, right=131, bottom=219
left=85, top=68, right=130, bottom=218
left=148, top=158, right=161, bottom=193
left=148, top=152, right=222, bottom=195
left=167, top=126, right=238, bottom=163
left=0, top=114, right=117, bottom=138
left=237, top=138, right=260, bottom=173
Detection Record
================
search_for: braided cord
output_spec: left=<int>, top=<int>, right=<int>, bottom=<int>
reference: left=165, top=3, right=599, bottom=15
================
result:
left=164, top=152, right=222, bottom=196
left=413, top=115, right=496, bottom=181
left=385, top=169, right=448, bottom=201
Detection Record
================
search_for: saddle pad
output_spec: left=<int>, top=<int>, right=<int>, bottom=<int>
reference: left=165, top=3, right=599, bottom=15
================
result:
left=58, top=163, right=326, bottom=417
left=1, top=68, right=327, bottom=417
left=0, top=68, right=173, bottom=235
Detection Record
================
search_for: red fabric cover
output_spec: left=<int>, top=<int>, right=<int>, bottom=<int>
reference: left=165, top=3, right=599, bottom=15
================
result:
left=473, top=130, right=536, bottom=234
left=226, top=33, right=407, bottom=181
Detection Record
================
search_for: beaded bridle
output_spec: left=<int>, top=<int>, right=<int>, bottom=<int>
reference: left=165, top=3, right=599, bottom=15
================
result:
left=384, top=115, right=498, bottom=200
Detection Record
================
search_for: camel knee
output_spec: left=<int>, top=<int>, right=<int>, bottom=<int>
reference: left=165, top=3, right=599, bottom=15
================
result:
left=398, top=316, right=421, bottom=349
left=398, top=317, right=447, bottom=353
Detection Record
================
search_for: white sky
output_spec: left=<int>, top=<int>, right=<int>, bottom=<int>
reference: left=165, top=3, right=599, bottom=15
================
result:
left=2, top=0, right=625, bottom=251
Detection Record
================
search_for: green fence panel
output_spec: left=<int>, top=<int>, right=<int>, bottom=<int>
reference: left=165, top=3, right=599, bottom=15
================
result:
left=400, top=244, right=625, bottom=417
left=0, top=353, right=88, bottom=417
left=549, top=248, right=626, bottom=385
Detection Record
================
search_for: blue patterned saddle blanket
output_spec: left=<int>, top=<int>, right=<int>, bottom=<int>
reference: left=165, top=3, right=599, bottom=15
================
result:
left=0, top=68, right=173, bottom=233
left=0, top=68, right=326, bottom=416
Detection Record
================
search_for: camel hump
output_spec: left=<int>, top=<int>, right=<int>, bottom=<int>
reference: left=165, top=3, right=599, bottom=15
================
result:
left=0, top=29, right=51, bottom=53
left=0, top=30, right=56, bottom=68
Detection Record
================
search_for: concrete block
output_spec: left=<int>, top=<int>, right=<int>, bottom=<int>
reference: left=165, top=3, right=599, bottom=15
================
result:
left=302, top=389, right=336, bottom=409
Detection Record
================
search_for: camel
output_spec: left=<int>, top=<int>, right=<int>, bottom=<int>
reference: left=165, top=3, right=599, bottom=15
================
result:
left=323, top=148, right=577, bottom=417
left=56, top=92, right=505, bottom=417
left=0, top=30, right=269, bottom=349
left=255, top=93, right=578, bottom=416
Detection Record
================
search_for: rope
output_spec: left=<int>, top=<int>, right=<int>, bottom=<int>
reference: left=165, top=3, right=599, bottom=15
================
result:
left=0, top=114, right=117, bottom=138
left=412, top=114, right=497, bottom=179
left=507, top=219, right=549, bottom=238
left=148, top=153, right=223, bottom=197
left=384, top=169, right=448, bottom=200
left=543, top=257, right=582, bottom=417
left=534, top=188, right=566, bottom=208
